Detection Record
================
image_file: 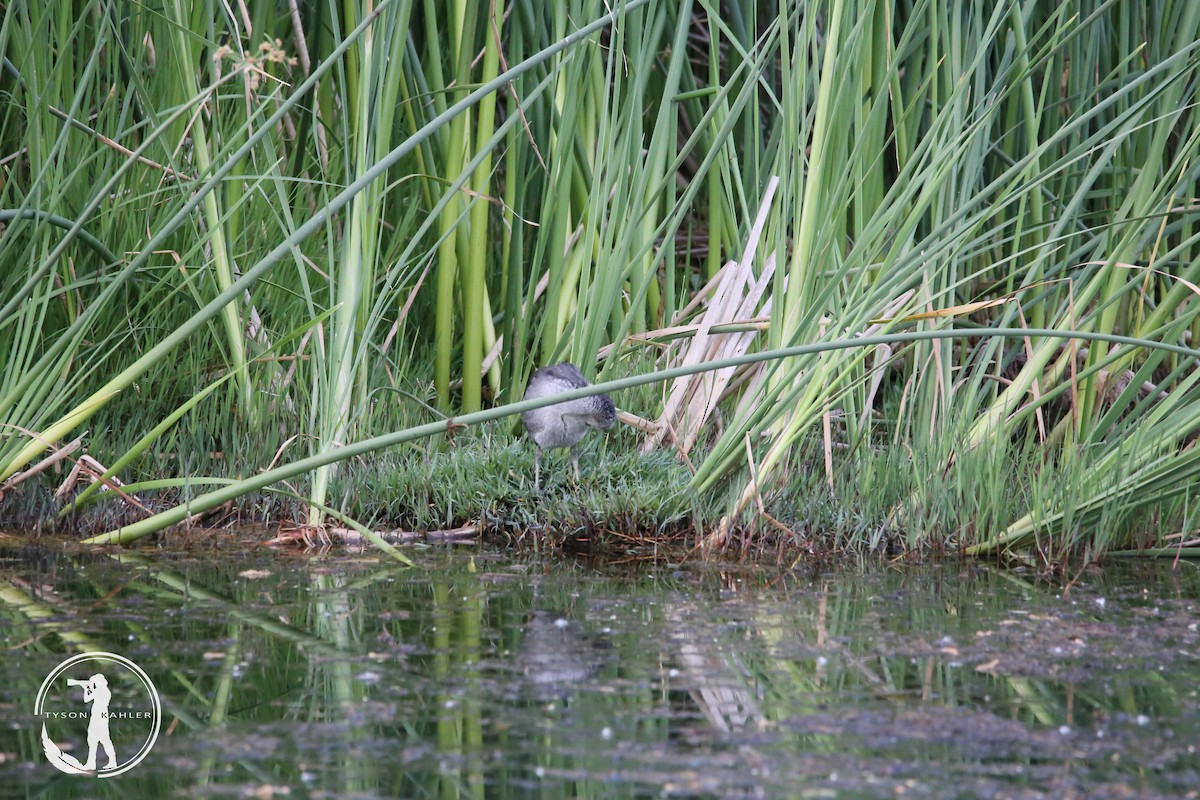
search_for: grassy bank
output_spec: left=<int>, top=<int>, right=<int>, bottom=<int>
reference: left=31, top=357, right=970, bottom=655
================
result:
left=2, top=0, right=1200, bottom=562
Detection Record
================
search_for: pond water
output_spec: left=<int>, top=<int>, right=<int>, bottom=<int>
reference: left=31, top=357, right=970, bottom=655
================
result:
left=1, top=540, right=1198, bottom=799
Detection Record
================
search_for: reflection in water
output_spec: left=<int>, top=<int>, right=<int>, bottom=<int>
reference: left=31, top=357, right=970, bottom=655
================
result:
left=668, top=604, right=764, bottom=732
left=517, top=609, right=604, bottom=700
left=0, top=546, right=1197, bottom=799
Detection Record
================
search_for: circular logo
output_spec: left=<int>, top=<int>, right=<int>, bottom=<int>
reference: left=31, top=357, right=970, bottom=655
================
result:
left=34, top=652, right=161, bottom=777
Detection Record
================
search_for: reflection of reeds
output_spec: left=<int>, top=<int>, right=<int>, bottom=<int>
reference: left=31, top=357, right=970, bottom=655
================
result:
left=668, top=604, right=764, bottom=732
left=4, top=552, right=1193, bottom=794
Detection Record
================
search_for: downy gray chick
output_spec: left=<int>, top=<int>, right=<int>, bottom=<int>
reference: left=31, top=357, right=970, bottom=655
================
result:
left=521, top=363, right=616, bottom=491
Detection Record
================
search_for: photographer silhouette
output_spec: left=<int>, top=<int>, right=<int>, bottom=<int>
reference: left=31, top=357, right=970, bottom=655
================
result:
left=68, top=674, right=117, bottom=771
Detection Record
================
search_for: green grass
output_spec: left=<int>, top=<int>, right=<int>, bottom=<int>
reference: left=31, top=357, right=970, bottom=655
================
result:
left=3, top=0, right=1200, bottom=561
left=333, top=433, right=700, bottom=544
left=6, top=382, right=1198, bottom=565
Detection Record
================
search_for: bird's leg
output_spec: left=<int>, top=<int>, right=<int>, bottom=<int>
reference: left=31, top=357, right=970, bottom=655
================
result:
left=534, top=448, right=543, bottom=493
left=570, top=445, right=581, bottom=483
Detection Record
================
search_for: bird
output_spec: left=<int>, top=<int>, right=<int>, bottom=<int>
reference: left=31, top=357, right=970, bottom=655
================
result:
left=521, top=362, right=616, bottom=491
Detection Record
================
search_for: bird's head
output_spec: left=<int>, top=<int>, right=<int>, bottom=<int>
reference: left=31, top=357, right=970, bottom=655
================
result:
left=588, top=395, right=617, bottom=430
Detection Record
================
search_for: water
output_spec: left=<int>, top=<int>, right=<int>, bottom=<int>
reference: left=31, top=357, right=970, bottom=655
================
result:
left=1, top=541, right=1198, bottom=799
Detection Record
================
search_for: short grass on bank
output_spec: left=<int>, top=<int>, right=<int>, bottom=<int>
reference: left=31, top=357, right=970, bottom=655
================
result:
left=330, top=430, right=702, bottom=546
left=8, top=403, right=1198, bottom=564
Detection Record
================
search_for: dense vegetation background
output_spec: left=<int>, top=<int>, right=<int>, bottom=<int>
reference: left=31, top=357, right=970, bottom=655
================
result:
left=2, top=0, right=1199, bottom=561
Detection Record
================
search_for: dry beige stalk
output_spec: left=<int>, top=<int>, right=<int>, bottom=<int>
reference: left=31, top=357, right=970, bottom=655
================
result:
left=643, top=178, right=780, bottom=457
left=0, top=435, right=83, bottom=501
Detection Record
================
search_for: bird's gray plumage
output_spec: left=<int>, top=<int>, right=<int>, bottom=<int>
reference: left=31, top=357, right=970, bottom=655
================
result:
left=521, top=362, right=616, bottom=490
